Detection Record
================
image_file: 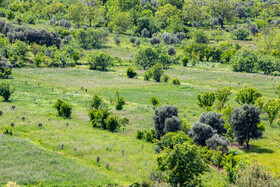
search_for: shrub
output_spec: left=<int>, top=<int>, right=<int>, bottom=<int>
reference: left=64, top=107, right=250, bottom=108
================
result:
left=0, top=83, right=14, bottom=101
left=141, top=28, right=150, bottom=38
left=3, top=126, right=14, bottom=135
left=206, top=134, right=229, bottom=153
left=230, top=49, right=257, bottom=73
left=263, top=99, right=280, bottom=126
left=114, top=37, right=121, bottom=45
left=144, top=70, right=152, bottom=81
left=88, top=51, right=113, bottom=71
left=158, top=131, right=191, bottom=149
left=190, top=29, right=209, bottom=44
left=88, top=109, right=111, bottom=129
left=235, top=86, right=262, bottom=105
left=53, top=99, right=72, bottom=118
left=135, top=39, right=141, bottom=47
left=130, top=37, right=136, bottom=46
left=0, top=60, right=13, bottom=79
left=162, top=75, right=169, bottom=82
left=172, top=78, right=180, bottom=85
left=215, top=86, right=232, bottom=110
left=182, top=57, right=188, bottom=67
left=126, top=67, right=137, bottom=78
left=90, top=94, right=103, bottom=110
left=151, top=63, right=164, bottom=82
left=232, top=27, right=250, bottom=40
left=150, top=96, right=160, bottom=108
left=197, top=91, right=216, bottom=111
left=153, top=105, right=180, bottom=139
left=167, top=47, right=176, bottom=56
left=199, top=111, right=226, bottom=134
left=136, top=129, right=145, bottom=139
left=164, top=116, right=182, bottom=134
left=189, top=122, right=217, bottom=146
left=116, top=97, right=125, bottom=110
left=150, top=37, right=161, bottom=45
left=105, top=115, right=121, bottom=132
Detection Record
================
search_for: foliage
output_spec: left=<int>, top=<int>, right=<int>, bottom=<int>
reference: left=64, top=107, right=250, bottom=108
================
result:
left=189, top=122, right=216, bottom=146
left=53, top=99, right=72, bottom=118
left=90, top=94, right=103, bottom=110
left=151, top=63, right=164, bottom=82
left=190, top=29, right=209, bottom=44
left=88, top=108, right=111, bottom=129
left=197, top=91, right=216, bottom=111
left=88, top=51, right=113, bottom=71
left=105, top=115, right=121, bottom=132
left=230, top=49, right=257, bottom=73
left=156, top=141, right=209, bottom=186
left=229, top=104, right=262, bottom=149
left=134, top=47, right=158, bottom=70
left=235, top=86, right=262, bottom=105
left=215, top=86, right=232, bottom=110
left=158, top=131, right=191, bottom=150
left=182, top=56, right=188, bottom=67
left=150, top=96, right=160, bottom=108
left=263, top=99, right=280, bottom=126
left=172, top=78, right=180, bottom=85
left=256, top=55, right=280, bottom=75
left=126, top=67, right=137, bottom=78
left=3, top=126, right=14, bottom=136
left=206, top=134, right=229, bottom=153
left=75, top=28, right=108, bottom=49
left=232, top=27, right=250, bottom=40
left=0, top=83, right=14, bottom=101
left=199, top=111, right=226, bottom=135
left=153, top=105, right=180, bottom=139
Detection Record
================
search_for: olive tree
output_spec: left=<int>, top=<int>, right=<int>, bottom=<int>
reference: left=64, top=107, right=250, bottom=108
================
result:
left=189, top=122, right=217, bottom=146
left=199, top=111, right=226, bottom=135
left=229, top=104, right=263, bottom=149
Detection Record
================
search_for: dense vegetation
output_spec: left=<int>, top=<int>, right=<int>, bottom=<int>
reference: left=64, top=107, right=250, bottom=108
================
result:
left=1, top=0, right=280, bottom=186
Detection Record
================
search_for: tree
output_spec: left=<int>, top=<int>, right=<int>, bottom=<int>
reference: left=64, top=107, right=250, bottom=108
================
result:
left=190, top=29, right=209, bottom=44
left=215, top=86, right=232, bottom=110
left=105, top=115, right=121, bottom=132
left=90, top=94, right=103, bottom=109
left=88, top=51, right=113, bottom=71
left=197, top=91, right=216, bottom=111
left=256, top=55, right=279, bottom=75
left=68, top=2, right=84, bottom=28
left=156, top=142, right=208, bottom=186
left=167, top=47, right=176, bottom=56
left=151, top=63, right=164, bottom=82
left=235, top=86, right=262, bottom=105
left=232, top=27, right=250, bottom=40
left=53, top=99, right=72, bottom=118
left=229, top=104, right=263, bottom=149
left=109, top=12, right=133, bottom=33
left=164, top=116, right=182, bottom=134
left=135, top=39, right=141, bottom=47
left=130, top=37, right=136, bottom=46
left=126, top=67, right=137, bottom=78
left=153, top=105, right=180, bottom=139
left=0, top=83, right=14, bottom=101
left=230, top=49, right=257, bottom=73
left=134, top=47, right=158, bottom=69
left=89, top=108, right=111, bottom=129
left=150, top=37, right=161, bottom=45
left=189, top=122, right=217, bottom=146
left=83, top=0, right=104, bottom=27
left=158, top=131, right=191, bottom=150
left=206, top=134, right=229, bottom=153
left=199, top=111, right=226, bottom=135
left=263, top=99, right=280, bottom=126
left=150, top=96, right=160, bottom=108
left=155, top=4, right=181, bottom=28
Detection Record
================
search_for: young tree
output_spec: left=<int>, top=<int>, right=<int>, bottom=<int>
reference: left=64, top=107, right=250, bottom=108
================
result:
left=53, top=99, right=72, bottom=118
left=189, top=122, right=216, bottom=146
left=232, top=27, right=250, bottom=40
left=126, top=67, right=137, bottom=78
left=150, top=96, right=160, bottom=108
left=215, top=86, right=232, bottom=110
left=197, top=91, right=216, bottom=111
left=88, top=51, right=113, bottom=71
left=153, top=105, right=180, bottom=139
left=151, top=63, right=164, bottom=82
left=130, top=37, right=136, bottom=46
left=263, top=99, right=280, bottom=126
left=235, top=86, right=262, bottom=105
left=68, top=2, right=84, bottom=28
left=199, top=111, right=226, bottom=135
left=90, top=94, right=103, bottom=109
left=230, top=49, right=257, bottom=73
left=229, top=104, right=263, bottom=149
left=0, top=83, right=14, bottom=101
left=157, top=142, right=209, bottom=186
left=134, top=47, right=158, bottom=70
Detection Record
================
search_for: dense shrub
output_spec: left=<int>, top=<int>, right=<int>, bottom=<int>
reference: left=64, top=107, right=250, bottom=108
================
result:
left=151, top=63, right=164, bottom=82
left=232, top=27, right=250, bottom=40
left=167, top=47, right=176, bottom=56
left=158, top=131, right=191, bottom=149
left=90, top=94, right=103, bottom=110
left=189, top=122, right=217, bottom=146
left=3, top=126, right=14, bottom=135
left=199, top=111, right=226, bottom=134
left=150, top=96, right=160, bottom=108
left=153, top=105, right=181, bottom=139
left=235, top=86, right=262, bottom=105
left=114, top=37, right=121, bottom=45
left=105, top=115, right=121, bottom=132
left=53, top=99, right=72, bottom=118
left=130, top=37, right=136, bottom=46
left=172, top=78, right=180, bottom=85
left=0, top=58, right=12, bottom=79
left=230, top=49, right=257, bottom=73
left=59, top=19, right=71, bottom=28
left=88, top=51, right=113, bottom=71
left=206, top=134, right=229, bottom=153
left=0, top=83, right=14, bottom=101
left=197, top=91, right=216, bottom=111
left=150, top=37, right=161, bottom=45
left=256, top=55, right=280, bottom=75
left=75, top=28, right=108, bottom=49
left=126, top=67, right=137, bottom=78
left=88, top=109, right=111, bottom=129
left=182, top=57, right=188, bottom=67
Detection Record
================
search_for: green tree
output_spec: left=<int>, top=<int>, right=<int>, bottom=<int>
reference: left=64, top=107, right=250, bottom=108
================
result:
left=232, top=27, right=250, bottom=40
left=263, top=99, right=280, bottom=126
left=105, top=115, right=121, bottom=132
left=157, top=141, right=209, bottom=186
left=0, top=83, right=14, bottom=101
left=197, top=91, right=216, bottom=111
left=151, top=63, right=164, bottom=82
left=230, top=49, right=257, bottom=73
left=126, top=67, right=137, bottom=78
left=134, top=47, right=158, bottom=70
left=229, top=104, right=263, bottom=149
left=90, top=94, right=103, bottom=109
left=235, top=86, right=262, bottom=105
left=53, top=99, right=72, bottom=118
left=215, top=86, right=232, bottom=110
left=83, top=0, right=104, bottom=27
left=68, top=2, right=84, bottom=28
left=150, top=96, right=160, bottom=108
left=88, top=51, right=113, bottom=71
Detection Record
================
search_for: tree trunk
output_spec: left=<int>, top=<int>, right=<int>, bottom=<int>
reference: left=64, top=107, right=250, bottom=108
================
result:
left=89, top=18, right=92, bottom=27
left=246, top=141, right=250, bottom=149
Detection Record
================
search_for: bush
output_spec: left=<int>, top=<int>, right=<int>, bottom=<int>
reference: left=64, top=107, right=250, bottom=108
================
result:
left=150, top=37, right=161, bottom=45
left=172, top=78, right=180, bottom=85
left=230, top=49, right=257, bottom=73
left=235, top=86, right=262, bottom=105
left=90, top=94, right=103, bottom=110
left=182, top=57, right=188, bottom=67
left=136, top=129, right=144, bottom=139
left=232, top=27, right=250, bottom=40
left=153, top=105, right=180, bottom=139
left=105, top=115, right=121, bottom=132
left=88, top=109, right=111, bottom=129
left=3, top=126, right=14, bottom=135
left=189, top=122, right=217, bottom=146
left=199, top=112, right=226, bottom=134
left=167, top=47, right=176, bottom=56
left=190, top=29, right=209, bottom=44
left=144, top=70, right=152, bottom=81
left=130, top=37, right=136, bottom=45
left=150, top=96, right=160, bottom=108
left=197, top=91, right=216, bottom=111
left=151, top=63, right=164, bottom=82
left=135, top=39, right=141, bottom=47
left=88, top=51, right=113, bottom=71
left=206, top=134, right=229, bottom=153
left=114, top=37, right=121, bottom=45
left=162, top=75, right=169, bottom=82
left=53, top=99, right=72, bottom=118
left=158, top=131, right=191, bottom=149
left=0, top=83, right=14, bottom=101
left=116, top=97, right=125, bottom=110
left=126, top=67, right=137, bottom=78
left=164, top=116, right=182, bottom=134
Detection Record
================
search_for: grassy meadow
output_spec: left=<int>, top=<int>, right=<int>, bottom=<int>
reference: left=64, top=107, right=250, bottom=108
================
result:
left=1, top=33, right=280, bottom=186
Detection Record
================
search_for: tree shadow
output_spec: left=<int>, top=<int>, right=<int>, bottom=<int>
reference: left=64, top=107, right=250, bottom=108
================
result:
left=243, top=145, right=274, bottom=154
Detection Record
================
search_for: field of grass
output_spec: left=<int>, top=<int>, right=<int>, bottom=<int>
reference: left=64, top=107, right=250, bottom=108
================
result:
left=1, top=32, right=280, bottom=185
